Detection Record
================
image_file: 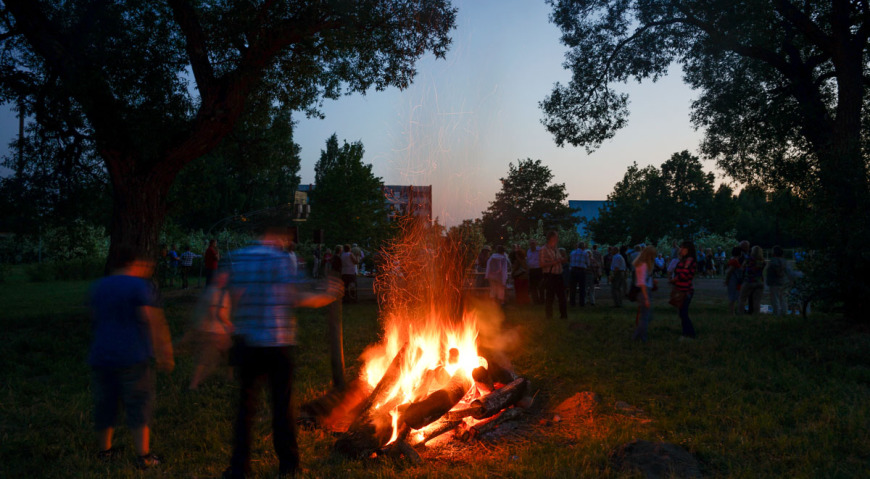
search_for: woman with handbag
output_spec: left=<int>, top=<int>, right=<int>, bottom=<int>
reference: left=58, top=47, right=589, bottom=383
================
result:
left=631, top=246, right=658, bottom=342
left=671, top=241, right=697, bottom=340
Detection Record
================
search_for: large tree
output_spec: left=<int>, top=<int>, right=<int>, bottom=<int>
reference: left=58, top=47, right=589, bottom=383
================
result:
left=307, top=134, right=390, bottom=247
left=587, top=162, right=670, bottom=244
left=168, top=93, right=301, bottom=231
left=480, top=158, right=576, bottom=243
left=542, top=0, right=870, bottom=319
left=0, top=0, right=456, bottom=268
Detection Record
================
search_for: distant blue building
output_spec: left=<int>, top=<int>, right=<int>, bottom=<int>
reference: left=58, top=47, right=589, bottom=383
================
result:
left=569, top=200, right=607, bottom=236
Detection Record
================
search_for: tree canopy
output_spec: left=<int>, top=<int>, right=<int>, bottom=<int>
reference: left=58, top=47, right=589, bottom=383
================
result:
left=168, top=93, right=301, bottom=232
left=480, top=158, right=576, bottom=243
left=542, top=0, right=870, bottom=319
left=589, top=153, right=802, bottom=247
left=307, top=134, right=390, bottom=248
left=0, top=0, right=456, bottom=267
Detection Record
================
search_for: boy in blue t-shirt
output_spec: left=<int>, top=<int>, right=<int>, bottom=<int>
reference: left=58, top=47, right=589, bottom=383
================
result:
left=167, top=245, right=180, bottom=287
left=89, top=246, right=174, bottom=470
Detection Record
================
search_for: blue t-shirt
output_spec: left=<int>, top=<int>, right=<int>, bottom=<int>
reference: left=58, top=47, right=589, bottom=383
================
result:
left=88, top=275, right=156, bottom=368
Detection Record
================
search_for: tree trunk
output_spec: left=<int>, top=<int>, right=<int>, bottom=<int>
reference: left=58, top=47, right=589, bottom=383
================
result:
left=817, top=56, right=869, bottom=321
left=105, top=158, right=173, bottom=272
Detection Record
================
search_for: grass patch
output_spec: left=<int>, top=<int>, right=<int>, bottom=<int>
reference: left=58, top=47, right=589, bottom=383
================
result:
left=1, top=278, right=868, bottom=478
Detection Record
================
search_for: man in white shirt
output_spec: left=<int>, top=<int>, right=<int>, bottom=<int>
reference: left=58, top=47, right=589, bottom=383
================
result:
left=485, top=245, right=511, bottom=305
left=610, top=246, right=627, bottom=307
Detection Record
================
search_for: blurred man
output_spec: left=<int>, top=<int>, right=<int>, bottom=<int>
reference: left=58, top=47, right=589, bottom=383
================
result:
left=223, top=227, right=342, bottom=479
left=88, top=245, right=173, bottom=470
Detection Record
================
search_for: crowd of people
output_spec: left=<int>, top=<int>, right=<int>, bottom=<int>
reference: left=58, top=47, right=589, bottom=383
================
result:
left=474, top=233, right=804, bottom=341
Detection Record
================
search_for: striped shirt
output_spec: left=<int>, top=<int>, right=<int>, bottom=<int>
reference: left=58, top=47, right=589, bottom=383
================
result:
left=673, top=257, right=696, bottom=292
left=228, top=241, right=297, bottom=347
left=569, top=248, right=588, bottom=268
left=180, top=251, right=199, bottom=267
left=540, top=246, right=563, bottom=274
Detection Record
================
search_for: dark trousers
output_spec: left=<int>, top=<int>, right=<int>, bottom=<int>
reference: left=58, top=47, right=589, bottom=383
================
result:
left=181, top=265, right=191, bottom=288
left=205, top=268, right=216, bottom=286
left=230, top=343, right=297, bottom=477
left=569, top=267, right=586, bottom=306
left=611, top=270, right=626, bottom=307
left=544, top=273, right=568, bottom=319
left=529, top=268, right=543, bottom=304
left=679, top=291, right=696, bottom=338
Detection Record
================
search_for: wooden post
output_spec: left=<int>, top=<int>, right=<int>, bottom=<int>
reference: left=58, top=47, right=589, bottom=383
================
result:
left=327, top=297, right=346, bottom=390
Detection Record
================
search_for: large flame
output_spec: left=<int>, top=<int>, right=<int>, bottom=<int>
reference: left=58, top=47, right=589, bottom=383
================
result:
left=359, top=217, right=484, bottom=443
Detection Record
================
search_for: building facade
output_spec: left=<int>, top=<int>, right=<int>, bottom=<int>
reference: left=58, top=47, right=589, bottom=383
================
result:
left=568, top=200, right=607, bottom=235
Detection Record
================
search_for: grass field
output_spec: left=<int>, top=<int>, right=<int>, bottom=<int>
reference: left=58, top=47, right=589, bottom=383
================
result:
left=1, top=271, right=868, bottom=478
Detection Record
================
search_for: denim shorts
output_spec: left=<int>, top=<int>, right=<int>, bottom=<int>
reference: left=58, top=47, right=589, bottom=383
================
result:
left=92, top=361, right=155, bottom=430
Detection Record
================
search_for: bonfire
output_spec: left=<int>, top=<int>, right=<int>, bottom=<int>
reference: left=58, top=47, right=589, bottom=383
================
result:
left=308, top=219, right=532, bottom=462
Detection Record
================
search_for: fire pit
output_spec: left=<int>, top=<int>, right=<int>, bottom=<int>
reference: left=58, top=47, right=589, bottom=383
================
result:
left=310, top=220, right=533, bottom=461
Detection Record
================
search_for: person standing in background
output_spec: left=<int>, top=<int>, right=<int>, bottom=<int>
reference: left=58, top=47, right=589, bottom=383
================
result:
left=631, top=246, right=658, bottom=342
left=180, top=245, right=200, bottom=289
left=485, top=245, right=511, bottom=306
left=540, top=231, right=568, bottom=319
left=672, top=241, right=698, bottom=339
left=287, top=241, right=299, bottom=278
left=526, top=240, right=543, bottom=304
left=167, top=245, right=180, bottom=288
left=737, top=246, right=766, bottom=315
left=609, top=246, right=627, bottom=307
left=765, top=245, right=788, bottom=316
left=204, top=239, right=220, bottom=286
left=724, top=247, right=743, bottom=315
left=568, top=242, right=587, bottom=307
left=512, top=249, right=530, bottom=305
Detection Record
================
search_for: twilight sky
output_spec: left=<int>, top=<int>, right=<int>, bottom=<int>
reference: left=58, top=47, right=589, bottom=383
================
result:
left=292, top=0, right=710, bottom=226
left=0, top=0, right=714, bottom=227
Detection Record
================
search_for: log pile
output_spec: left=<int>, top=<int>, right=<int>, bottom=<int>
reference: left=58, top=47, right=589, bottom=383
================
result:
left=332, top=346, right=533, bottom=461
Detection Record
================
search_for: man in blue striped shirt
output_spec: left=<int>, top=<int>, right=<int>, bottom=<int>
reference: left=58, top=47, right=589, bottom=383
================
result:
left=569, top=242, right=588, bottom=306
left=223, top=227, right=342, bottom=479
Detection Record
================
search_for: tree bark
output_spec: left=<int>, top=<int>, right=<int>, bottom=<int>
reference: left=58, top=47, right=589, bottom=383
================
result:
left=104, top=155, right=174, bottom=272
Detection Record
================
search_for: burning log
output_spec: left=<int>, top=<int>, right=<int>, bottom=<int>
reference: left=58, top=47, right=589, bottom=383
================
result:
left=385, top=439, right=422, bottom=465
left=400, top=368, right=472, bottom=430
left=472, top=366, right=493, bottom=394
left=441, top=377, right=529, bottom=421
left=417, top=418, right=464, bottom=445
left=458, top=407, right=524, bottom=441
left=468, top=377, right=528, bottom=419
left=478, top=347, right=518, bottom=385
left=334, top=343, right=409, bottom=458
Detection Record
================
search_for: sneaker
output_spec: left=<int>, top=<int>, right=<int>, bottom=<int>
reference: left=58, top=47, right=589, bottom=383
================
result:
left=136, top=453, right=161, bottom=470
